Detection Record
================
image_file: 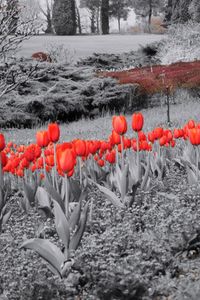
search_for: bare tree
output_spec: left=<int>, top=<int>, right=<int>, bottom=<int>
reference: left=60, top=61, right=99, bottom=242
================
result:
left=39, top=0, right=54, bottom=34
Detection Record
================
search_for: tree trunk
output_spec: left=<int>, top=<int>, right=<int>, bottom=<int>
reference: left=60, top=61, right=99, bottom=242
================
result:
left=118, top=16, right=121, bottom=32
left=96, top=6, right=100, bottom=34
left=90, top=9, right=96, bottom=33
left=76, top=4, right=82, bottom=34
left=101, top=0, right=109, bottom=34
left=148, top=0, right=152, bottom=33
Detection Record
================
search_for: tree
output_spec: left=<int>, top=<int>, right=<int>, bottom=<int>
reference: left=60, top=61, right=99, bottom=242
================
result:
left=39, top=0, right=54, bottom=34
left=52, top=0, right=76, bottom=35
left=80, top=0, right=101, bottom=34
left=164, top=0, right=193, bottom=24
left=0, top=1, right=38, bottom=98
left=18, top=0, right=43, bottom=34
left=131, top=0, right=165, bottom=32
left=109, top=0, right=130, bottom=32
left=101, top=0, right=109, bottom=34
left=6, top=0, right=19, bottom=33
left=189, top=0, right=200, bottom=22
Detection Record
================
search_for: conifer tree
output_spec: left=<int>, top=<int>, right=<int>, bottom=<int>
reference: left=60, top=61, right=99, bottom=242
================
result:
left=52, top=0, right=76, bottom=35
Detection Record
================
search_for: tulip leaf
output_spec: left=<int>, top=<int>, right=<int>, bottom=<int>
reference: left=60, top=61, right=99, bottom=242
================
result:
left=20, top=196, right=31, bottom=213
left=53, top=199, right=70, bottom=250
left=45, top=178, right=65, bottom=212
left=36, top=186, right=51, bottom=209
left=69, top=201, right=89, bottom=251
left=2, top=208, right=11, bottom=225
left=23, top=182, right=36, bottom=206
left=120, top=164, right=129, bottom=201
left=69, top=178, right=82, bottom=201
left=20, top=238, right=65, bottom=278
left=0, top=187, right=4, bottom=212
left=69, top=201, right=81, bottom=232
left=141, top=153, right=151, bottom=191
left=186, top=165, right=198, bottom=185
left=89, top=179, right=124, bottom=208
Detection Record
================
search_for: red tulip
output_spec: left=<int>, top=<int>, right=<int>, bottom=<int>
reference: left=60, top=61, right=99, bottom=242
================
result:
left=36, top=131, right=49, bottom=148
left=67, top=168, right=74, bottom=177
left=138, top=131, right=146, bottom=141
left=97, top=159, right=105, bottom=167
left=153, top=127, right=163, bottom=139
left=48, top=123, right=60, bottom=143
left=105, top=150, right=116, bottom=164
left=188, top=119, right=195, bottom=129
left=57, top=148, right=76, bottom=173
left=112, top=115, right=127, bottom=135
left=170, top=140, right=176, bottom=147
left=1, top=152, right=7, bottom=167
left=189, top=128, right=200, bottom=145
left=0, top=134, right=5, bottom=151
left=159, top=135, right=167, bottom=146
left=148, top=132, right=155, bottom=143
left=74, top=139, right=86, bottom=156
left=110, top=130, right=121, bottom=145
left=88, top=141, right=98, bottom=154
left=46, top=155, right=54, bottom=167
left=132, top=113, right=144, bottom=132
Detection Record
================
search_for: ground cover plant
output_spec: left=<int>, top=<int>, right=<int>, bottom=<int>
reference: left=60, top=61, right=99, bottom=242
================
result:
left=0, top=99, right=200, bottom=299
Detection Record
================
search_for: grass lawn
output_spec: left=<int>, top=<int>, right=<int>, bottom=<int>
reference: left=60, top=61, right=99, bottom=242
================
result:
left=2, top=96, right=200, bottom=145
left=17, top=34, right=165, bottom=63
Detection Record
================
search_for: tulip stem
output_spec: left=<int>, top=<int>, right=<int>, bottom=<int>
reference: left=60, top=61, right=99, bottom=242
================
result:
left=79, top=157, right=82, bottom=187
left=116, top=146, right=119, bottom=166
left=65, top=175, right=69, bottom=219
left=137, top=132, right=141, bottom=181
left=42, top=148, right=47, bottom=179
left=0, top=154, right=3, bottom=188
left=120, top=135, right=124, bottom=169
left=53, top=143, right=59, bottom=192
left=196, top=147, right=199, bottom=181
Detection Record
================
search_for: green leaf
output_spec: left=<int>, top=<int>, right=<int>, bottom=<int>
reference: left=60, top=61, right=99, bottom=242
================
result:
left=186, top=165, right=198, bottom=185
left=69, top=201, right=81, bottom=232
left=23, top=182, right=36, bottom=206
left=53, top=199, right=70, bottom=250
left=157, top=192, right=177, bottom=201
left=20, top=238, right=65, bottom=278
left=45, top=178, right=65, bottom=212
left=36, top=187, right=51, bottom=209
left=69, top=201, right=89, bottom=251
left=0, top=187, right=4, bottom=212
left=120, top=164, right=129, bottom=201
left=20, top=196, right=31, bottom=213
left=141, top=153, right=151, bottom=191
left=69, top=178, right=82, bottom=201
left=2, top=208, right=11, bottom=225
left=89, top=179, right=124, bottom=208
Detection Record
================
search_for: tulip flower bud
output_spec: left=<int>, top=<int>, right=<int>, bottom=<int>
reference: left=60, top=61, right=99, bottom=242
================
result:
left=48, top=123, right=60, bottom=143
left=132, top=113, right=144, bottom=132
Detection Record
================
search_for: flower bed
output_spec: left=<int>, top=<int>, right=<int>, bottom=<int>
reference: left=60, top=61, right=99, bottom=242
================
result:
left=0, top=114, right=200, bottom=299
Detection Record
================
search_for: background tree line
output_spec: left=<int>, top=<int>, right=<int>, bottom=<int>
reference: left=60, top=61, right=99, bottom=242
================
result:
left=3, top=0, right=200, bottom=36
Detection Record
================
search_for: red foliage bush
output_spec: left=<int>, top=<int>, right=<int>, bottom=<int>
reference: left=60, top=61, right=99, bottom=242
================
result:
left=99, top=61, right=200, bottom=95
left=31, top=52, right=52, bottom=63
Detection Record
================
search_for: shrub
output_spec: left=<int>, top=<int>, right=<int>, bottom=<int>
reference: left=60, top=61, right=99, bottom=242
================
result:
left=157, top=22, right=200, bottom=64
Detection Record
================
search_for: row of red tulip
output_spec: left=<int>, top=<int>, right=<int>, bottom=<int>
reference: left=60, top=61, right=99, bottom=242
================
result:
left=0, top=113, right=199, bottom=179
